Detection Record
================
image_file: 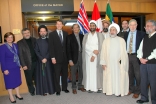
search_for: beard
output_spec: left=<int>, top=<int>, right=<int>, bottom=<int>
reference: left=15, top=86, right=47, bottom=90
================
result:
left=103, top=28, right=108, bottom=32
left=40, top=34, right=47, bottom=38
left=146, top=30, right=152, bottom=35
left=110, top=34, right=117, bottom=38
left=90, top=28, right=96, bottom=32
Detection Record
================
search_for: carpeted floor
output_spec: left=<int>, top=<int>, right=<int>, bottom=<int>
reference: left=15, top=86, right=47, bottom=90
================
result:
left=0, top=83, right=152, bottom=104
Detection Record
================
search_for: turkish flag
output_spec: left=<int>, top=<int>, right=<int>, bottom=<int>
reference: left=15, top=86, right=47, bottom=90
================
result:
left=91, top=1, right=103, bottom=32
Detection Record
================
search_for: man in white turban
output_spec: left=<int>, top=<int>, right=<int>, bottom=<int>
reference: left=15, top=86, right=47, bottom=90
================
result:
left=82, top=20, right=104, bottom=93
left=100, top=23, right=129, bottom=96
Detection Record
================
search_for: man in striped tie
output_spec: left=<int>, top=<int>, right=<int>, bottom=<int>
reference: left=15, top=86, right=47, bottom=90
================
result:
left=124, top=19, right=145, bottom=99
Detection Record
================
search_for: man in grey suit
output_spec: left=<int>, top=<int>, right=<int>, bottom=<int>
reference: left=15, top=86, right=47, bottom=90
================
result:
left=17, top=28, right=37, bottom=96
left=67, top=24, right=85, bottom=94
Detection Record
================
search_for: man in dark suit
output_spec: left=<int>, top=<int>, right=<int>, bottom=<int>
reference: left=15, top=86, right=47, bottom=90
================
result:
left=17, top=28, right=37, bottom=96
left=67, top=24, right=86, bottom=94
left=124, top=19, right=145, bottom=98
left=49, top=20, right=69, bottom=96
left=118, top=20, right=129, bottom=38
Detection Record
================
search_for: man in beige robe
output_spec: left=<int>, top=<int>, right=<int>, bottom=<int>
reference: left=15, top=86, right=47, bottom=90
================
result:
left=82, top=20, right=104, bottom=93
left=100, top=23, right=129, bottom=96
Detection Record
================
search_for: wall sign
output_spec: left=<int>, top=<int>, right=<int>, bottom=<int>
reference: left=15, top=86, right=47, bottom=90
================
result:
left=21, top=0, right=74, bottom=12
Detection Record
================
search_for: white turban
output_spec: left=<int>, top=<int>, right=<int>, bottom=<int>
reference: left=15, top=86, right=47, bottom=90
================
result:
left=108, top=23, right=120, bottom=34
left=89, top=20, right=97, bottom=26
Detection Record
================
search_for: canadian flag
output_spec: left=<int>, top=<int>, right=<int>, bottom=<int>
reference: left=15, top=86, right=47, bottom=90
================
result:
left=91, top=1, right=103, bottom=32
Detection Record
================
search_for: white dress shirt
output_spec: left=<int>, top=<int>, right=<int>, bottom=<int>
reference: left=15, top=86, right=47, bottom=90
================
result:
left=137, top=31, right=156, bottom=60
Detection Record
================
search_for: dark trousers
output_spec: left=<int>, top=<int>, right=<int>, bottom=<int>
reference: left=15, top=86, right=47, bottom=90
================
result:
left=24, top=62, right=36, bottom=93
left=70, top=52, right=83, bottom=89
left=140, top=64, right=156, bottom=104
left=53, top=62, right=68, bottom=92
left=128, top=55, right=140, bottom=94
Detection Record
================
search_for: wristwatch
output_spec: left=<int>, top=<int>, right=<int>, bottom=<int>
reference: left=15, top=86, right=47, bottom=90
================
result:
left=146, top=57, right=149, bottom=60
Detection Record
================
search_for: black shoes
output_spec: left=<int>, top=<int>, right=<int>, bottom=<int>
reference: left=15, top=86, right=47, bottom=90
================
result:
left=97, top=90, right=102, bottom=93
left=9, top=98, right=16, bottom=103
left=88, top=90, right=93, bottom=93
left=15, top=95, right=23, bottom=100
left=56, top=90, right=69, bottom=96
left=30, top=92, right=35, bottom=96
left=56, top=92, right=60, bottom=96
left=136, top=100, right=149, bottom=103
left=64, top=89, right=69, bottom=93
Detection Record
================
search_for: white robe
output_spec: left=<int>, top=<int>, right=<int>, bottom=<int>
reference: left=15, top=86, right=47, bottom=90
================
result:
left=100, top=36, right=129, bottom=96
left=85, top=32, right=98, bottom=92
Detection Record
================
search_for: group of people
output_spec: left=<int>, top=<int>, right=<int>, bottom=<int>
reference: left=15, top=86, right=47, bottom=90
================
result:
left=0, top=19, right=156, bottom=104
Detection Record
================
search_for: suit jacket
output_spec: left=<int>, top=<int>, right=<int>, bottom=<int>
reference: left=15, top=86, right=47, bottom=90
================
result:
left=124, top=30, right=145, bottom=53
left=17, top=37, right=36, bottom=70
left=67, top=33, right=83, bottom=64
left=49, top=30, right=68, bottom=63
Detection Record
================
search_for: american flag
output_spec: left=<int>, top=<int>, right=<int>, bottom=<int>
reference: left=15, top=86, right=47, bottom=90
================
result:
left=77, top=0, right=90, bottom=35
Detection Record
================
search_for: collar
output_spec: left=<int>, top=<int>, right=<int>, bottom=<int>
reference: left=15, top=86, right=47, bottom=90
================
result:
left=56, top=29, right=62, bottom=33
left=41, top=37, right=47, bottom=39
left=122, top=28, right=129, bottom=32
left=149, top=31, right=156, bottom=37
left=130, top=30, right=137, bottom=34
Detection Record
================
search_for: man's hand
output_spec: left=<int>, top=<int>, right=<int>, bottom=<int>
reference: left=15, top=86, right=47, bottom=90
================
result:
left=69, top=61, right=74, bottom=66
left=23, top=66, right=28, bottom=70
left=140, top=58, right=148, bottom=64
left=93, top=50, right=99, bottom=55
left=52, top=58, right=56, bottom=64
left=4, top=70, right=9, bottom=75
left=102, top=65, right=107, bottom=70
left=90, top=56, right=95, bottom=62
left=42, top=58, right=47, bottom=63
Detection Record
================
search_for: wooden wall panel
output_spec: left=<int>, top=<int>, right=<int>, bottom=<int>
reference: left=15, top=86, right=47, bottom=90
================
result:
left=8, top=0, right=23, bottom=42
left=74, top=0, right=156, bottom=19
left=0, top=0, right=11, bottom=38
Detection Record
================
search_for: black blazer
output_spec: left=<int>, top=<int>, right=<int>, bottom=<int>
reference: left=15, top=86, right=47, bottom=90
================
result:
left=17, top=37, right=36, bottom=70
left=124, top=30, right=146, bottom=53
left=49, top=30, right=68, bottom=63
left=67, top=33, right=83, bottom=64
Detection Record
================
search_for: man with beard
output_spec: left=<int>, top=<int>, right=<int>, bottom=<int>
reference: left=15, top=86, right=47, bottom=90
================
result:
left=17, top=28, right=37, bottom=96
left=82, top=20, right=104, bottom=93
left=101, top=19, right=111, bottom=39
left=100, top=23, right=129, bottom=97
left=137, top=20, right=156, bottom=104
left=118, top=20, right=130, bottom=38
left=34, top=25, right=55, bottom=95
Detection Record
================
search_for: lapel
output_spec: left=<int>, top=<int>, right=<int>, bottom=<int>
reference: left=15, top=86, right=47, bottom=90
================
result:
left=72, top=34, right=79, bottom=47
left=22, top=38, right=29, bottom=50
left=79, top=34, right=83, bottom=47
left=125, top=32, right=129, bottom=43
left=62, top=31, right=66, bottom=45
left=135, top=30, right=139, bottom=51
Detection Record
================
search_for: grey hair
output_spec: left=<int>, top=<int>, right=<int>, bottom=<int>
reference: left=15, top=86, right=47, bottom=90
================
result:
left=129, top=19, right=137, bottom=25
left=146, top=20, right=156, bottom=26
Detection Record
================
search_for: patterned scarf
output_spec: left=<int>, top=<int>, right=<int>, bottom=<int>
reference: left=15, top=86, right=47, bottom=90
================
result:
left=5, top=43, right=20, bottom=67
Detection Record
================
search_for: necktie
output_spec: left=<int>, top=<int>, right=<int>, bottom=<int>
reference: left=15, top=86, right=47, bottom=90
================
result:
left=58, top=31, right=63, bottom=43
left=129, top=32, right=133, bottom=54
